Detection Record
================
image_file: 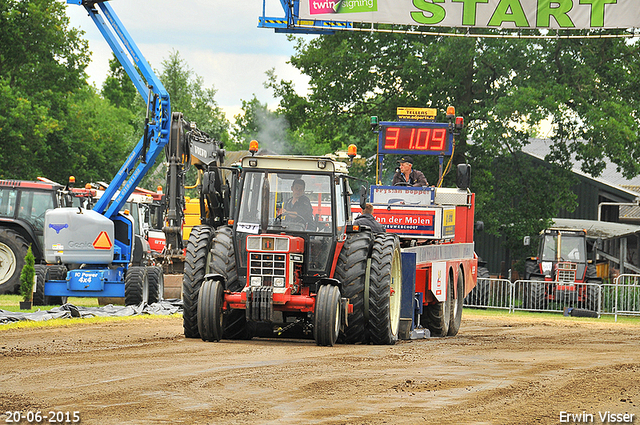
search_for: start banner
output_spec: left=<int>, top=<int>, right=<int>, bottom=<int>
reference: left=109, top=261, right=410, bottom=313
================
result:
left=301, top=0, right=640, bottom=30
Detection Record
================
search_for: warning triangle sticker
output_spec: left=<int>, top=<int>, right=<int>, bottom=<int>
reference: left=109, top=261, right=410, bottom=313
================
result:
left=93, top=231, right=112, bottom=250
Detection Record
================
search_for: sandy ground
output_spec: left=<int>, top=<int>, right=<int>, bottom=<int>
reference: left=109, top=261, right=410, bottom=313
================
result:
left=1, top=312, right=639, bottom=425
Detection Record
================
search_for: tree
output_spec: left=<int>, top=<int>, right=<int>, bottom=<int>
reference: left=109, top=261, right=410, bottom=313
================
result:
left=231, top=95, right=296, bottom=154
left=135, top=51, right=230, bottom=190
left=102, top=54, right=137, bottom=111
left=19, top=246, right=35, bottom=302
left=0, top=0, right=139, bottom=184
left=159, top=51, right=229, bottom=142
left=268, top=30, right=640, bottom=254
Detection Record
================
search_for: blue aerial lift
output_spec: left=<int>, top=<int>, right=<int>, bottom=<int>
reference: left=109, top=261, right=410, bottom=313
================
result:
left=40, top=0, right=228, bottom=305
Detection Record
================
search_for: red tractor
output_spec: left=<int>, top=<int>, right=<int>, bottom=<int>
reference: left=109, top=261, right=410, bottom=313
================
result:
left=184, top=108, right=479, bottom=346
left=524, top=228, right=601, bottom=311
left=0, top=177, right=94, bottom=300
left=183, top=152, right=403, bottom=346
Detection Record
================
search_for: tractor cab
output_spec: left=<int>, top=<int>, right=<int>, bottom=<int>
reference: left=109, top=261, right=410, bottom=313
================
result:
left=234, top=155, right=353, bottom=293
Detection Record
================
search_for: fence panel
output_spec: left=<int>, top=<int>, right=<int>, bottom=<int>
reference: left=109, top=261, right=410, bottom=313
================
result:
left=511, top=280, right=600, bottom=314
left=463, top=275, right=640, bottom=318
left=464, top=278, right=512, bottom=310
left=602, top=274, right=640, bottom=321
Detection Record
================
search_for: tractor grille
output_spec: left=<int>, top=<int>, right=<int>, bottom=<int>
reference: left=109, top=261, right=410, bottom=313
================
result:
left=556, top=262, right=577, bottom=282
left=249, top=253, right=286, bottom=286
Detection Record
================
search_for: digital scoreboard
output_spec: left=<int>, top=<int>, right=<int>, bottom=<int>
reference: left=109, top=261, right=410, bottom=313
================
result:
left=378, top=122, right=452, bottom=156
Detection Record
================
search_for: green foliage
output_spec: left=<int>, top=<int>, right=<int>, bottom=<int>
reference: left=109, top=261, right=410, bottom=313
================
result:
left=231, top=95, right=297, bottom=154
left=133, top=51, right=230, bottom=190
left=102, top=54, right=137, bottom=111
left=0, top=0, right=141, bottom=184
left=19, top=246, right=35, bottom=302
left=159, top=51, right=229, bottom=142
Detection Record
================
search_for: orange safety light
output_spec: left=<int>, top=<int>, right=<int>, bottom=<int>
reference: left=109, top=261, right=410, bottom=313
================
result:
left=446, top=106, right=455, bottom=119
left=347, top=144, right=357, bottom=159
left=228, top=219, right=235, bottom=226
left=68, top=176, right=76, bottom=184
left=85, top=183, right=92, bottom=189
left=156, top=185, right=163, bottom=193
left=249, top=140, right=259, bottom=154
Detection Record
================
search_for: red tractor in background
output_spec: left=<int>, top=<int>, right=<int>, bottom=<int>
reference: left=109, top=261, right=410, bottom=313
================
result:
left=524, top=228, right=601, bottom=311
left=0, top=177, right=94, bottom=300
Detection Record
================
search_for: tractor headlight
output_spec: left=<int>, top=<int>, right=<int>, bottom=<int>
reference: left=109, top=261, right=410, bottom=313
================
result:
left=250, top=276, right=262, bottom=287
left=274, top=277, right=285, bottom=288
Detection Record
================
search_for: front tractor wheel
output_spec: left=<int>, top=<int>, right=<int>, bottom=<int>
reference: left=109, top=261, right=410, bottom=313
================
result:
left=368, top=234, right=402, bottom=345
left=208, top=226, right=253, bottom=340
left=314, top=285, right=341, bottom=346
left=197, top=279, right=225, bottom=342
left=523, top=276, right=547, bottom=310
left=182, top=225, right=215, bottom=338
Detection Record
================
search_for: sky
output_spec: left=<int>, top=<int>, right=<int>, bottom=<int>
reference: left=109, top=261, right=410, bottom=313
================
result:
left=64, top=0, right=312, bottom=120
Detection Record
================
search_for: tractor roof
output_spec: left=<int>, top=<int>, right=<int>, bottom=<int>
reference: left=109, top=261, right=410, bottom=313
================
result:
left=241, top=155, right=349, bottom=174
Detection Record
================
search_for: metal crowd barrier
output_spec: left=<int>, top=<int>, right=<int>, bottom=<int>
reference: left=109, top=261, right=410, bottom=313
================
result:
left=602, top=274, right=640, bottom=322
left=464, top=277, right=640, bottom=319
left=463, top=277, right=512, bottom=311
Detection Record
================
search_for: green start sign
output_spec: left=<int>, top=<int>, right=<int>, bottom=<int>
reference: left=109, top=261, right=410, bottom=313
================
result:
left=301, top=0, right=640, bottom=30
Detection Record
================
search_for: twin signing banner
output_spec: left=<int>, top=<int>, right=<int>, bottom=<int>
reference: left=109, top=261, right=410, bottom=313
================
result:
left=300, top=0, right=640, bottom=30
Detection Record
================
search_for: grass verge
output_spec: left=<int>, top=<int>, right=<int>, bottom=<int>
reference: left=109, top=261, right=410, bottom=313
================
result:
left=0, top=312, right=181, bottom=331
left=0, top=295, right=100, bottom=312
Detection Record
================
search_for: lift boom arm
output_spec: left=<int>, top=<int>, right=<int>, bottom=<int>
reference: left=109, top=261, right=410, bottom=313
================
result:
left=68, top=0, right=171, bottom=220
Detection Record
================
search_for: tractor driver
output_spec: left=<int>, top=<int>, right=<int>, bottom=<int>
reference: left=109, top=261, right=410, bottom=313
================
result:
left=281, top=179, right=313, bottom=225
left=392, top=156, right=428, bottom=187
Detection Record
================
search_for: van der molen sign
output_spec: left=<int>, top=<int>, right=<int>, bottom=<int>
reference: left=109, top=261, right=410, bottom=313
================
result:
left=302, top=0, right=640, bottom=30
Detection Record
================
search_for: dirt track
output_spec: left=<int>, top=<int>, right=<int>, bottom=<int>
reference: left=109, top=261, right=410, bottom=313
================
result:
left=1, top=312, right=639, bottom=425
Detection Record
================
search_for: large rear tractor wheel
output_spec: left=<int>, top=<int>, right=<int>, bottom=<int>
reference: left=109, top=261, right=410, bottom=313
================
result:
left=314, top=285, right=341, bottom=346
left=421, top=269, right=451, bottom=337
left=368, top=234, right=402, bottom=345
left=147, top=265, right=164, bottom=304
left=125, top=266, right=149, bottom=306
left=0, top=229, right=29, bottom=295
left=197, top=279, right=225, bottom=342
left=447, top=267, right=465, bottom=336
left=335, top=232, right=371, bottom=344
left=182, top=225, right=215, bottom=338
left=208, top=226, right=253, bottom=340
